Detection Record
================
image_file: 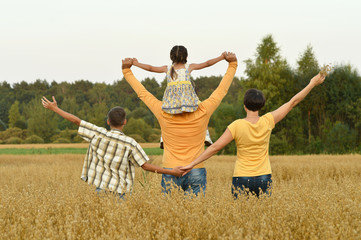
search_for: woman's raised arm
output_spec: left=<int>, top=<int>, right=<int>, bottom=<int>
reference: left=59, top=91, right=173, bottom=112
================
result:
left=271, top=73, right=326, bottom=125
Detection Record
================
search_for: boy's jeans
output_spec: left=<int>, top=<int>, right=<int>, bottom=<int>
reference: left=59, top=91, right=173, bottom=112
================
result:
left=161, top=168, right=207, bottom=196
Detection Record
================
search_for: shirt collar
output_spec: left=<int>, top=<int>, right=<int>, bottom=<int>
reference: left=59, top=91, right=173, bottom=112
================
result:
left=110, top=128, right=124, bottom=135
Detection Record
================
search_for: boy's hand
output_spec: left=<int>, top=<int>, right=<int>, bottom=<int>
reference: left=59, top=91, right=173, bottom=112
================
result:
left=221, top=51, right=227, bottom=59
left=122, top=58, right=133, bottom=69
left=225, top=52, right=237, bottom=62
left=42, top=96, right=58, bottom=111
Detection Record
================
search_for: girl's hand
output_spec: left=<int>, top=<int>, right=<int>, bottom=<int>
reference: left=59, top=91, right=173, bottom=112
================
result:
left=221, top=51, right=227, bottom=59
left=132, top=58, right=139, bottom=65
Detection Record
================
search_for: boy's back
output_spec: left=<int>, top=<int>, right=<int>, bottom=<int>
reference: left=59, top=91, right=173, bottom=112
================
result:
left=78, top=120, right=149, bottom=194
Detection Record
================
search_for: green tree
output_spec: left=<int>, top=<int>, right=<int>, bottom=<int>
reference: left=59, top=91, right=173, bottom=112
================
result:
left=243, top=34, right=290, bottom=113
left=26, top=98, right=58, bottom=142
left=296, top=45, right=325, bottom=144
left=8, top=101, right=21, bottom=128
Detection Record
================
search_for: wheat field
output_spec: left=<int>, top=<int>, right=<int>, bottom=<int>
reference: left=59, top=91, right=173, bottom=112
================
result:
left=1, top=154, right=360, bottom=239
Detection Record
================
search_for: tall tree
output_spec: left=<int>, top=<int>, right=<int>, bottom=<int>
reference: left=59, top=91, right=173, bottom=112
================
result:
left=8, top=101, right=21, bottom=128
left=243, top=34, right=289, bottom=113
left=296, top=45, right=323, bottom=143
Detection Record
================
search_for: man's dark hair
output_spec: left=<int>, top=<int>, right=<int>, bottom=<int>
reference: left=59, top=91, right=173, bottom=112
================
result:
left=107, top=107, right=126, bottom=127
left=243, top=89, right=266, bottom=111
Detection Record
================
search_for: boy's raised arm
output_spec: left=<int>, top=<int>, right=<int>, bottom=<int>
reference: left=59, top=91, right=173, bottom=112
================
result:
left=42, top=96, right=81, bottom=126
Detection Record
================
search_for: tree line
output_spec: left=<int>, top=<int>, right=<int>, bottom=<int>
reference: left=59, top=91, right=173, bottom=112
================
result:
left=0, top=35, right=360, bottom=154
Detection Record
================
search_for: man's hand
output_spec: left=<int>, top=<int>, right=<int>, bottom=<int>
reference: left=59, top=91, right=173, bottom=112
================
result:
left=42, top=96, right=58, bottom=111
left=122, top=58, right=133, bottom=69
left=310, top=73, right=326, bottom=87
left=225, top=52, right=237, bottom=62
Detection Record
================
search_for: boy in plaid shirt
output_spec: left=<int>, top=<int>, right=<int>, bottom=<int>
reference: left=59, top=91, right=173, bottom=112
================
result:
left=42, top=96, right=183, bottom=197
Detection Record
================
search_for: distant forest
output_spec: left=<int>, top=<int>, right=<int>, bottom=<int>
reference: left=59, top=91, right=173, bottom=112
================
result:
left=1, top=35, right=360, bottom=154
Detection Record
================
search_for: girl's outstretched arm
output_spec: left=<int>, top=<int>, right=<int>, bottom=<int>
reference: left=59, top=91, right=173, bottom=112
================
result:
left=132, top=58, right=167, bottom=73
left=189, top=52, right=226, bottom=72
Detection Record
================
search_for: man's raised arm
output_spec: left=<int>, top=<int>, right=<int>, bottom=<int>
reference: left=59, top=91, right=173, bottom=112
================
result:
left=202, top=52, right=238, bottom=115
left=122, top=58, right=162, bottom=116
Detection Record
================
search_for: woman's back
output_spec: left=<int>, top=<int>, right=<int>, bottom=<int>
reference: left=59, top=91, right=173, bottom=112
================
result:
left=228, top=113, right=275, bottom=177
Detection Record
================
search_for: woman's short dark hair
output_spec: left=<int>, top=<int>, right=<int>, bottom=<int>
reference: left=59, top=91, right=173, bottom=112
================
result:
left=243, top=89, right=266, bottom=111
left=107, top=107, right=126, bottom=127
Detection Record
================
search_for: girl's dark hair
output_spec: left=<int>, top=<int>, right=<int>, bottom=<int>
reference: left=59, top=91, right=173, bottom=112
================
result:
left=107, top=106, right=126, bottom=127
left=170, top=45, right=188, bottom=80
left=243, top=89, right=266, bottom=111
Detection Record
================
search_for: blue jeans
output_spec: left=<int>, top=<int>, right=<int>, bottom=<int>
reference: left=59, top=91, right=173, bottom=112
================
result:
left=96, top=187, right=126, bottom=200
left=161, top=168, right=207, bottom=196
left=232, top=174, right=272, bottom=199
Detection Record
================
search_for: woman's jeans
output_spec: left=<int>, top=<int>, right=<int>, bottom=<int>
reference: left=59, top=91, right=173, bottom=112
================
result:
left=161, top=168, right=207, bottom=196
left=232, top=174, right=272, bottom=199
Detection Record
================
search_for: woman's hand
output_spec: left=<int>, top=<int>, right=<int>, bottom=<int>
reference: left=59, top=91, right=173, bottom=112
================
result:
left=179, top=164, right=194, bottom=176
left=310, top=73, right=326, bottom=86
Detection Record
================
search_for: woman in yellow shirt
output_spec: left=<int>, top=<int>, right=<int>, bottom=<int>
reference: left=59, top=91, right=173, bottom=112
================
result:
left=181, top=73, right=326, bottom=198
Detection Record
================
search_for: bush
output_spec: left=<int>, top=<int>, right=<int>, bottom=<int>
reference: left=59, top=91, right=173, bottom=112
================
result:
left=0, top=127, right=26, bottom=141
left=147, top=133, right=161, bottom=143
left=53, top=138, right=71, bottom=143
left=24, top=135, right=44, bottom=144
left=128, top=134, right=145, bottom=143
left=72, top=135, right=86, bottom=143
left=324, top=122, right=357, bottom=154
left=6, top=137, right=23, bottom=144
left=50, top=129, right=78, bottom=143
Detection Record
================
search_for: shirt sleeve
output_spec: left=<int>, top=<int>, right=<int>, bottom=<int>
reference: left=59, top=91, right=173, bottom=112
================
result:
left=122, top=68, right=162, bottom=119
left=264, top=113, right=275, bottom=129
left=78, top=120, right=104, bottom=142
left=200, top=61, right=238, bottom=116
left=129, top=142, right=150, bottom=167
left=227, top=120, right=238, bottom=139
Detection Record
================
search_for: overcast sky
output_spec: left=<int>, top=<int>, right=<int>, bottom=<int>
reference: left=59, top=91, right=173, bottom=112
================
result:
left=1, top=0, right=360, bottom=85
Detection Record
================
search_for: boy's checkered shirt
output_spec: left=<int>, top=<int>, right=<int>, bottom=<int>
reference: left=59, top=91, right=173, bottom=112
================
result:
left=78, top=120, right=149, bottom=194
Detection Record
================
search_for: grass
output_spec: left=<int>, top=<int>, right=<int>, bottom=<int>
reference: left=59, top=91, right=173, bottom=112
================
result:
left=0, top=147, right=163, bottom=155
left=1, top=154, right=360, bottom=239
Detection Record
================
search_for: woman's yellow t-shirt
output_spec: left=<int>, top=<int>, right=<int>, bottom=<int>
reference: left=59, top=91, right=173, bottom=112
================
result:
left=227, top=113, right=275, bottom=177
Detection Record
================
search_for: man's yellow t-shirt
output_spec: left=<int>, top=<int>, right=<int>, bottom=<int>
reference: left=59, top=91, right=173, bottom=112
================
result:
left=227, top=113, right=275, bottom=177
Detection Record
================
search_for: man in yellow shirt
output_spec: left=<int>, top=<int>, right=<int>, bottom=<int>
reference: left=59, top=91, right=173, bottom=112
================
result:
left=122, top=53, right=237, bottom=195
left=181, top=73, right=326, bottom=198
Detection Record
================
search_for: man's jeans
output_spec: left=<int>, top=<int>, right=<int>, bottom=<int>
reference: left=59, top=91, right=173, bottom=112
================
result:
left=232, top=174, right=272, bottom=199
left=161, top=168, right=207, bottom=196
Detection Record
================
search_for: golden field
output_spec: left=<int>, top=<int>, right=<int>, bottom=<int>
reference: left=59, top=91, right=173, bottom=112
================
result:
left=0, top=142, right=159, bottom=149
left=1, top=154, right=360, bottom=239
